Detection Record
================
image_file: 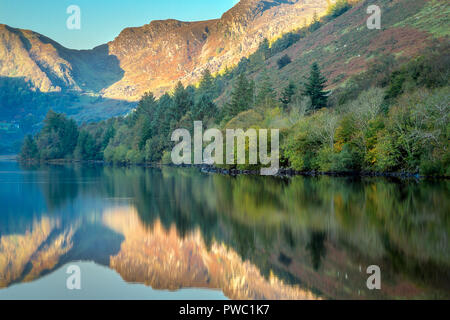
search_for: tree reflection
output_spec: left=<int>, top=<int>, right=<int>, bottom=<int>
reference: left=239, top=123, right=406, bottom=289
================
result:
left=306, top=232, right=327, bottom=271
left=1, top=161, right=448, bottom=298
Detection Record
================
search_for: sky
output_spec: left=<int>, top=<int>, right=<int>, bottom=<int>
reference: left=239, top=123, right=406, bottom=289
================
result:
left=0, top=0, right=237, bottom=50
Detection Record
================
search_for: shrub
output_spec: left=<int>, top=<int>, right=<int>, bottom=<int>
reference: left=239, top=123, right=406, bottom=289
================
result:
left=19, top=135, right=38, bottom=161
left=420, top=158, right=444, bottom=176
left=126, top=149, right=144, bottom=164
left=277, top=54, right=292, bottom=69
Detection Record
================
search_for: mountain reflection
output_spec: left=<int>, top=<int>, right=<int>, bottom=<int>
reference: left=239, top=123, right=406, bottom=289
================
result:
left=0, top=162, right=449, bottom=299
left=105, top=207, right=317, bottom=299
left=0, top=205, right=316, bottom=299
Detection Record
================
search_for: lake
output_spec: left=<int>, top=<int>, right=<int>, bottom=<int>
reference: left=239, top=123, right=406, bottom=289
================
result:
left=0, top=160, right=448, bottom=300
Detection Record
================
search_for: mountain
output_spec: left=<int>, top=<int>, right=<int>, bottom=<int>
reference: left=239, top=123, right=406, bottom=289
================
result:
left=105, top=0, right=330, bottom=100
left=0, top=25, right=124, bottom=94
left=0, top=0, right=330, bottom=100
left=1, top=0, right=449, bottom=154
left=1, top=0, right=447, bottom=105
left=244, top=0, right=449, bottom=91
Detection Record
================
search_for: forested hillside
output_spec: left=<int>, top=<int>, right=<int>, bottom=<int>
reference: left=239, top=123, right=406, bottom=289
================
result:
left=1, top=0, right=331, bottom=153
left=20, top=0, right=450, bottom=176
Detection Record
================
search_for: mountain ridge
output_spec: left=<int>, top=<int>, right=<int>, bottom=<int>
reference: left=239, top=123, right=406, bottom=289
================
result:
left=0, top=0, right=330, bottom=100
left=1, top=0, right=449, bottom=154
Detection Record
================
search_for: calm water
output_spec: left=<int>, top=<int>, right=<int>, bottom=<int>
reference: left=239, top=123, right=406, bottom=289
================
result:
left=0, top=160, right=448, bottom=300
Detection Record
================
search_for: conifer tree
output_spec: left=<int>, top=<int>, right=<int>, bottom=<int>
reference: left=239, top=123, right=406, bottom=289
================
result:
left=302, top=62, right=329, bottom=110
left=170, top=82, right=194, bottom=123
left=223, top=73, right=254, bottom=120
left=192, top=94, right=218, bottom=122
left=198, top=69, right=215, bottom=96
left=136, top=92, right=157, bottom=119
left=255, top=72, right=277, bottom=109
left=260, top=38, right=271, bottom=61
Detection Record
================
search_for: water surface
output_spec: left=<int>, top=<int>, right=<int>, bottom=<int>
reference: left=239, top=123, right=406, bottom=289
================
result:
left=0, top=161, right=448, bottom=299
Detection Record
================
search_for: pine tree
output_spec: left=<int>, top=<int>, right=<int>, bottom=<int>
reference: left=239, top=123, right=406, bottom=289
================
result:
left=327, top=0, right=351, bottom=19
left=223, top=73, right=254, bottom=120
left=192, top=94, right=218, bottom=122
left=102, top=125, right=115, bottom=149
left=260, top=38, right=271, bottom=61
left=302, top=62, right=329, bottom=110
left=74, top=131, right=97, bottom=160
left=170, top=82, right=194, bottom=124
left=198, top=69, right=215, bottom=96
left=255, top=72, right=277, bottom=109
left=136, top=92, right=157, bottom=119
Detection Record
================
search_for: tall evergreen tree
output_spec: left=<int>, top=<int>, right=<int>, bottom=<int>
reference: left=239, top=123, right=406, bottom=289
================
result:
left=170, top=82, right=194, bottom=125
left=74, top=131, right=97, bottom=160
left=156, top=93, right=174, bottom=138
left=302, top=62, right=329, bottom=110
left=198, top=69, right=215, bottom=96
left=255, top=72, right=277, bottom=109
left=136, top=92, right=157, bottom=119
left=192, top=94, right=218, bottom=122
left=101, top=124, right=116, bottom=149
left=223, top=73, right=254, bottom=120
left=260, top=38, right=271, bottom=61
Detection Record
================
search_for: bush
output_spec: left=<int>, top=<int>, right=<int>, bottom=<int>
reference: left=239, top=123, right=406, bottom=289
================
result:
left=277, top=54, right=292, bottom=69
left=126, top=149, right=144, bottom=164
left=161, top=151, right=172, bottom=165
left=19, top=135, right=38, bottom=161
left=35, top=110, right=79, bottom=160
left=331, top=144, right=362, bottom=172
left=420, top=158, right=444, bottom=176
left=373, top=133, right=400, bottom=172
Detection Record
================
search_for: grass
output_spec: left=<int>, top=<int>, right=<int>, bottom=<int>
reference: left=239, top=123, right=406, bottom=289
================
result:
left=394, top=0, right=450, bottom=37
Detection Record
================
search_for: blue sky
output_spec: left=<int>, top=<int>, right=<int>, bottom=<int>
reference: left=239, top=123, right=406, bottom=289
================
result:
left=0, top=0, right=237, bottom=50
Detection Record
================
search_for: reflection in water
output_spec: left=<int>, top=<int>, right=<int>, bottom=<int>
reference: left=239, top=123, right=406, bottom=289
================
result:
left=104, top=207, right=316, bottom=299
left=0, top=161, right=449, bottom=299
left=306, top=232, right=327, bottom=271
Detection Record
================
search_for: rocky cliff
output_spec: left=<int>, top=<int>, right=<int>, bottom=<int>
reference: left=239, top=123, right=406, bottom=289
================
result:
left=0, top=0, right=330, bottom=100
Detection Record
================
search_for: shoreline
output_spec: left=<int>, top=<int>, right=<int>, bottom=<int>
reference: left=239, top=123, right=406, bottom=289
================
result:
left=10, top=157, right=450, bottom=180
left=196, top=165, right=450, bottom=180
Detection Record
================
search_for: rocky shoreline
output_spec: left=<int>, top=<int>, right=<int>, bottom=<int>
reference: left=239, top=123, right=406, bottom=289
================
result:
left=173, top=164, right=449, bottom=179
left=196, top=165, right=427, bottom=179
left=11, top=158, right=449, bottom=179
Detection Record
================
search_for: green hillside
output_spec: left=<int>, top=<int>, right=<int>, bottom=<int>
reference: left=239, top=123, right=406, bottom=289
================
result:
left=19, top=0, right=450, bottom=176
